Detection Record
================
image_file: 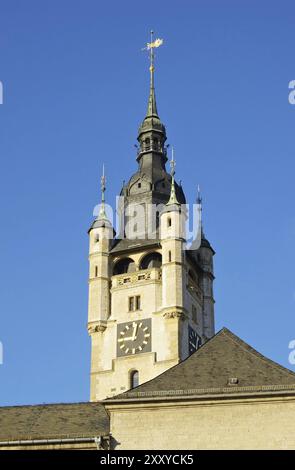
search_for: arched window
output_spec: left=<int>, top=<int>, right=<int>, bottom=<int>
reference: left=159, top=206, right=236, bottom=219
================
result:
left=140, top=252, right=162, bottom=270
left=95, top=266, right=98, bottom=277
left=145, top=138, right=150, bottom=150
left=130, top=370, right=139, bottom=389
left=167, top=217, right=172, bottom=228
left=113, top=257, right=136, bottom=275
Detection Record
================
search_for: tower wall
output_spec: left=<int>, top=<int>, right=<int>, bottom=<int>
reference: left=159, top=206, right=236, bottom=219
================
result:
left=88, top=223, right=113, bottom=400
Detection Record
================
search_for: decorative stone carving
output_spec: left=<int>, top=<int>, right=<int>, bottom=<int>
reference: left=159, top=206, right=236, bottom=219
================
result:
left=113, top=268, right=161, bottom=288
left=88, top=322, right=107, bottom=334
left=163, top=311, right=185, bottom=320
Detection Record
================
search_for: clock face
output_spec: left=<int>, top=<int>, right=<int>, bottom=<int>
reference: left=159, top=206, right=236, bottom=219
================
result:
left=117, top=319, right=152, bottom=357
left=188, top=325, right=201, bottom=355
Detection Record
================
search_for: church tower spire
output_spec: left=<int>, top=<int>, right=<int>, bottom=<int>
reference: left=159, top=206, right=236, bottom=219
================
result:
left=118, top=31, right=186, bottom=242
left=137, top=32, right=167, bottom=165
left=146, top=30, right=159, bottom=118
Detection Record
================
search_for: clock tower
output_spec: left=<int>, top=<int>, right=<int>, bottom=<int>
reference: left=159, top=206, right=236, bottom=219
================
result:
left=87, top=34, right=215, bottom=400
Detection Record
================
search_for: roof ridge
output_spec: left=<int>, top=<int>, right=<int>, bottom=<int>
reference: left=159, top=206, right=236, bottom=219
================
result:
left=115, top=383, right=295, bottom=400
left=0, top=401, right=102, bottom=411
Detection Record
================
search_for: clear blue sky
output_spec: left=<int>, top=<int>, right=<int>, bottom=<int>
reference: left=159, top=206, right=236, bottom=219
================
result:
left=0, top=0, right=294, bottom=406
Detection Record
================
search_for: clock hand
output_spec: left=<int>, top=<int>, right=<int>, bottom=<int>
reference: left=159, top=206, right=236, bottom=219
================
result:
left=132, top=323, right=138, bottom=341
left=123, top=335, right=133, bottom=341
left=124, top=324, right=138, bottom=342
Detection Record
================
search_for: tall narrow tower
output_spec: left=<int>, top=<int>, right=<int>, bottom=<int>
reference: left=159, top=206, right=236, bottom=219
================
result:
left=87, top=34, right=215, bottom=400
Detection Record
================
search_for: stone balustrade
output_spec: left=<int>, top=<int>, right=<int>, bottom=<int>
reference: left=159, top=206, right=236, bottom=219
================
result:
left=111, top=268, right=162, bottom=288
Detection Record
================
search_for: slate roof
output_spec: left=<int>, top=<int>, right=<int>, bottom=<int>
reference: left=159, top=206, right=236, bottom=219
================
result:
left=110, top=238, right=161, bottom=254
left=108, top=328, right=295, bottom=400
left=2, top=329, right=295, bottom=439
left=0, top=402, right=109, bottom=441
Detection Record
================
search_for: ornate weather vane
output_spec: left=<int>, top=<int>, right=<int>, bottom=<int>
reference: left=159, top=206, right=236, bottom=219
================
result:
left=142, top=30, right=164, bottom=86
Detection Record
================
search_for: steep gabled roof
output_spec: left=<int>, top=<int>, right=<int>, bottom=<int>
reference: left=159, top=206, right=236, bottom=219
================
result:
left=108, top=328, right=295, bottom=401
left=0, top=402, right=109, bottom=441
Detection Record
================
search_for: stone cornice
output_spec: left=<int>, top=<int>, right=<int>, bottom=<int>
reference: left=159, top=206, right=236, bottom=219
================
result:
left=105, top=384, right=295, bottom=404
left=88, top=276, right=109, bottom=283
left=161, top=261, right=184, bottom=268
left=88, top=252, right=110, bottom=259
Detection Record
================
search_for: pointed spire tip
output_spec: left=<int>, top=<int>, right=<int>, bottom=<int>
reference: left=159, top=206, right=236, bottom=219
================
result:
left=167, top=147, right=180, bottom=206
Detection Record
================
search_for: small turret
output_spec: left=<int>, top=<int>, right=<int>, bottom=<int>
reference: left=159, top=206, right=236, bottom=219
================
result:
left=191, top=187, right=215, bottom=339
left=160, top=152, right=186, bottom=360
left=88, top=167, right=113, bottom=330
